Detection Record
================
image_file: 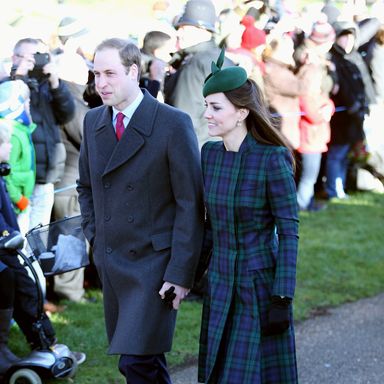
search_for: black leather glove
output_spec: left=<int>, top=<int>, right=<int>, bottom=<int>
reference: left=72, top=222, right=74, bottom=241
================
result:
left=162, top=286, right=176, bottom=310
left=263, top=296, right=292, bottom=336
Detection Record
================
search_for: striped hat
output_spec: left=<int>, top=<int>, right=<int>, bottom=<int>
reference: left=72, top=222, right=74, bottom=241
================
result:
left=0, top=80, right=30, bottom=121
left=309, top=15, right=335, bottom=45
left=58, top=16, right=88, bottom=38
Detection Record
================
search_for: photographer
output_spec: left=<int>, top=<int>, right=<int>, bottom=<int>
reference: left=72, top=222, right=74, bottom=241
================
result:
left=10, top=38, right=75, bottom=238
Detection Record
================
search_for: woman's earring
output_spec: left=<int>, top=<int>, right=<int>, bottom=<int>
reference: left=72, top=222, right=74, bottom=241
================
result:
left=236, top=120, right=241, bottom=127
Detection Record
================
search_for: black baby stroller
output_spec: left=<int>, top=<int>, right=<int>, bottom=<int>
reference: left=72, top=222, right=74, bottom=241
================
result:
left=0, top=215, right=89, bottom=384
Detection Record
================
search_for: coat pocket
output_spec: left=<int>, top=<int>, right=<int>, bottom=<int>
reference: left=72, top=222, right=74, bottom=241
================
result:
left=151, top=231, right=172, bottom=251
left=247, top=248, right=277, bottom=271
left=251, top=267, right=275, bottom=326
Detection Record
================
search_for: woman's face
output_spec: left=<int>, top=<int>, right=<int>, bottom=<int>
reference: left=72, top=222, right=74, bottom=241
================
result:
left=337, top=33, right=355, bottom=54
left=204, top=92, right=245, bottom=139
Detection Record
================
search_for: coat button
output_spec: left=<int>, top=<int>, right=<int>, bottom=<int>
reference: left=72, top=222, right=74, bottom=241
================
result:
left=106, top=247, right=112, bottom=253
left=104, top=215, right=111, bottom=221
left=104, top=182, right=111, bottom=189
left=129, top=250, right=136, bottom=255
left=127, top=185, right=133, bottom=191
left=127, top=215, right=134, bottom=223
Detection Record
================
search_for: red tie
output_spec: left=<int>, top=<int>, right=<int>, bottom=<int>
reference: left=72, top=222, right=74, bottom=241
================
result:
left=115, top=112, right=125, bottom=140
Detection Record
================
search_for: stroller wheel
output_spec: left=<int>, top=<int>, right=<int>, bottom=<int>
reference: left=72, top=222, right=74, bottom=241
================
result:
left=8, top=368, right=42, bottom=384
left=63, top=355, right=78, bottom=379
left=51, top=356, right=78, bottom=379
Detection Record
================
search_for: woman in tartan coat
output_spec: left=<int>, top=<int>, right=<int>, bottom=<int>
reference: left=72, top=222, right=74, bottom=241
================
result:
left=197, top=51, right=299, bottom=383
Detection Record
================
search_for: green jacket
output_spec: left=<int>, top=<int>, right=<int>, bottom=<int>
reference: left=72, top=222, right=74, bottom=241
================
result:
left=4, top=119, right=36, bottom=214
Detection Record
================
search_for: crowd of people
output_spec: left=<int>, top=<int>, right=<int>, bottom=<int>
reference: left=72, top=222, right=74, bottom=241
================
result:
left=0, top=0, right=383, bottom=382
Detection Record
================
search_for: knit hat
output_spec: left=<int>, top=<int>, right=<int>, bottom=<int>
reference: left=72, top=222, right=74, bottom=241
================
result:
left=0, top=80, right=30, bottom=121
left=203, top=48, right=247, bottom=97
left=332, top=20, right=357, bottom=38
left=58, top=16, right=88, bottom=38
left=240, top=14, right=266, bottom=50
left=309, top=15, right=335, bottom=45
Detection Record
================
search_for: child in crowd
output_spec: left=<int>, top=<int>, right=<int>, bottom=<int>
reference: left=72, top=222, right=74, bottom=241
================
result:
left=0, top=80, right=36, bottom=234
left=0, top=122, right=85, bottom=374
left=297, top=62, right=335, bottom=211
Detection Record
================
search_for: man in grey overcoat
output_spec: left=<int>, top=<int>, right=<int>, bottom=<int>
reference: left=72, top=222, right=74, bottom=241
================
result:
left=77, top=38, right=204, bottom=383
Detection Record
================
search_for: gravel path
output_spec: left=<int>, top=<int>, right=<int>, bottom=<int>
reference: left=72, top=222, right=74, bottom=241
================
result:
left=171, top=293, right=384, bottom=383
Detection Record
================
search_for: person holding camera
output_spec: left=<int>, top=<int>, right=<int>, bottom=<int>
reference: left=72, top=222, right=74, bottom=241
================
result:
left=10, top=38, right=75, bottom=236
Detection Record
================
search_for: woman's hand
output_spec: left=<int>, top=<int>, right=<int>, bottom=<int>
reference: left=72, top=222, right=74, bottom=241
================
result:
left=263, top=296, right=292, bottom=336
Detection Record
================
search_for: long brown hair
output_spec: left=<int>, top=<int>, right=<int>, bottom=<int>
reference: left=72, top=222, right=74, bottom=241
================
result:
left=225, top=79, right=294, bottom=148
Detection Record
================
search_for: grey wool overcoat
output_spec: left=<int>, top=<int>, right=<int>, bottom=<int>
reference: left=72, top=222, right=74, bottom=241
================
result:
left=77, top=89, right=204, bottom=355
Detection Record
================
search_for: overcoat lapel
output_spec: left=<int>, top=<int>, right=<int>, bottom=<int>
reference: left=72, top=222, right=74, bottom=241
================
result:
left=95, top=90, right=158, bottom=176
left=94, top=107, right=117, bottom=172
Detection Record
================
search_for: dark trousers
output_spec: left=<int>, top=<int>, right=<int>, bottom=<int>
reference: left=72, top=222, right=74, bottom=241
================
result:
left=0, top=252, right=56, bottom=348
left=118, top=354, right=172, bottom=384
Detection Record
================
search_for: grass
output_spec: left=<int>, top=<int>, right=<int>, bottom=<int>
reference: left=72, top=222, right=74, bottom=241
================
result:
left=295, top=192, right=384, bottom=319
left=8, top=192, right=384, bottom=383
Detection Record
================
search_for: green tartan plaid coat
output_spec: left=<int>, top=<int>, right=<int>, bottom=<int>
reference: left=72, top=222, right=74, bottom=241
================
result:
left=198, top=133, right=299, bottom=383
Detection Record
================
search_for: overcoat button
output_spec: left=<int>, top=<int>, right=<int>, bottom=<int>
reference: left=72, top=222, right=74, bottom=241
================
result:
left=104, top=182, right=111, bottom=189
left=127, top=185, right=133, bottom=191
left=129, top=250, right=136, bottom=255
left=104, top=215, right=111, bottom=221
left=127, top=215, right=134, bottom=223
left=106, top=247, right=112, bottom=253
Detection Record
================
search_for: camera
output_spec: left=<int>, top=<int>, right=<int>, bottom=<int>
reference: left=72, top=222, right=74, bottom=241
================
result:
left=34, top=52, right=50, bottom=67
left=28, top=52, right=50, bottom=82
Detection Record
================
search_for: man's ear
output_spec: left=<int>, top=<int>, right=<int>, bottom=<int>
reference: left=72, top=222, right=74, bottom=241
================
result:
left=128, top=63, right=139, bottom=80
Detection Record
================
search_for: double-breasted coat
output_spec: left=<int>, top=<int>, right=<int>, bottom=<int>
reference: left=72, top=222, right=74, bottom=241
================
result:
left=77, top=90, right=204, bottom=355
left=198, top=134, right=299, bottom=383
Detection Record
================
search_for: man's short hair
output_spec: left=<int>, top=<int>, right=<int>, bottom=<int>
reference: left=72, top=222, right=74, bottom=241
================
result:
left=95, top=38, right=142, bottom=80
left=142, top=31, right=171, bottom=56
left=13, top=38, right=40, bottom=55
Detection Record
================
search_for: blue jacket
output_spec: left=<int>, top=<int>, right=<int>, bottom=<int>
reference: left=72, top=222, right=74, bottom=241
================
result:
left=0, top=177, right=19, bottom=234
left=0, top=175, right=20, bottom=265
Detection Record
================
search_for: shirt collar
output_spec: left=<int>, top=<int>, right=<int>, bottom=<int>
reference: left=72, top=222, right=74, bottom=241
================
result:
left=112, top=91, right=144, bottom=122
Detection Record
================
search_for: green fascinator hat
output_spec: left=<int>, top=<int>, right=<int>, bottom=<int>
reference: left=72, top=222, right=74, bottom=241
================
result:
left=202, top=48, right=248, bottom=97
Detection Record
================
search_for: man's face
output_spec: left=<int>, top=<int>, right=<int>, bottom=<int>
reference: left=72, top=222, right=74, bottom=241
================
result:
left=176, top=25, right=211, bottom=50
left=154, top=37, right=177, bottom=63
left=12, top=42, right=48, bottom=66
left=12, top=42, right=38, bottom=67
left=93, top=48, right=139, bottom=111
